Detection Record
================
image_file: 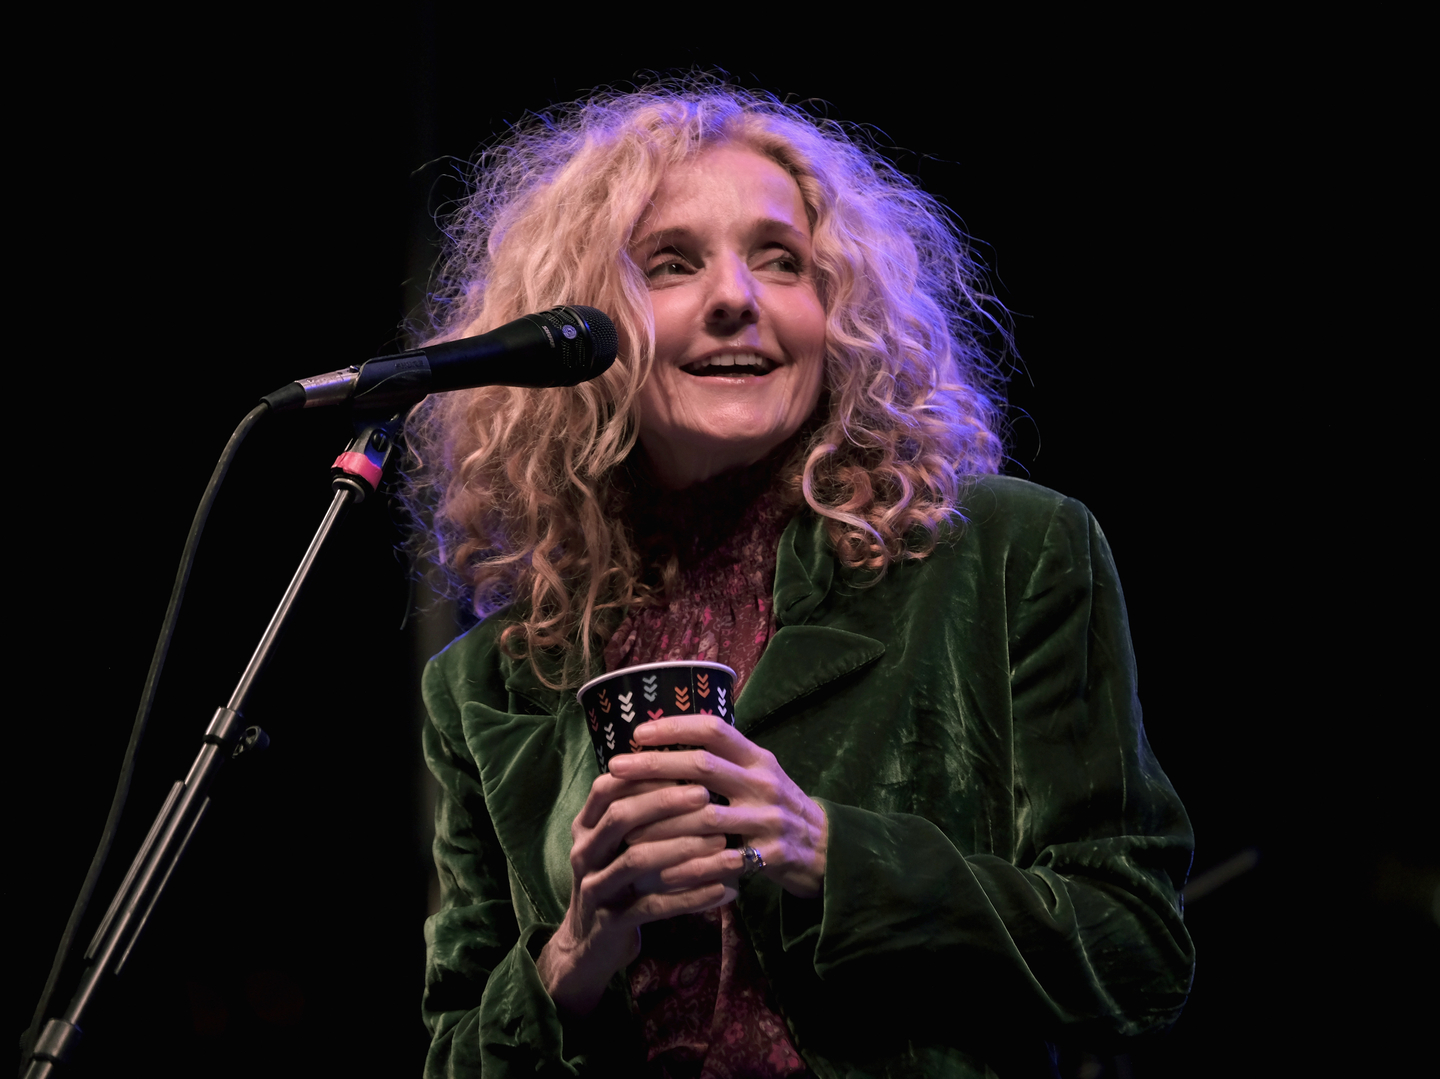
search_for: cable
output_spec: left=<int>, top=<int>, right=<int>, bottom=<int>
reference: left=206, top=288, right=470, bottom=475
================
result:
left=19, top=402, right=271, bottom=1072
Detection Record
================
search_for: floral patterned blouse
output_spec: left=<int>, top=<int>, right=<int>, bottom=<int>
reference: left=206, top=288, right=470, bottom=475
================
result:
left=603, top=454, right=813, bottom=1079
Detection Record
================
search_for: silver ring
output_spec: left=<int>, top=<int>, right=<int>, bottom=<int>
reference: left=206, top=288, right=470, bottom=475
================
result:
left=740, top=845, right=766, bottom=881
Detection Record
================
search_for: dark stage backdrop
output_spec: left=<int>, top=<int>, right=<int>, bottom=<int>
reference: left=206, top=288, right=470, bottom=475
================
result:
left=14, top=12, right=1430, bottom=1079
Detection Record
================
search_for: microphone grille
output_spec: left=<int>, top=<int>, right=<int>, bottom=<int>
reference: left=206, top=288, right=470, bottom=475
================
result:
left=564, top=306, right=619, bottom=368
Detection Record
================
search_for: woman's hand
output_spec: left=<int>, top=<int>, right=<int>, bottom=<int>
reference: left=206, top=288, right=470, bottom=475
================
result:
left=536, top=773, right=739, bottom=1017
left=538, top=716, right=827, bottom=1016
left=608, top=715, right=829, bottom=899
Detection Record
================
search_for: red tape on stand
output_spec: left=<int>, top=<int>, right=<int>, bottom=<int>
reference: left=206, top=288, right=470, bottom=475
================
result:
left=333, top=451, right=382, bottom=489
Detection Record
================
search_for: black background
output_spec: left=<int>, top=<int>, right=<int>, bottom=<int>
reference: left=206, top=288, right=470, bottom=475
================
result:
left=13, top=9, right=1431, bottom=1078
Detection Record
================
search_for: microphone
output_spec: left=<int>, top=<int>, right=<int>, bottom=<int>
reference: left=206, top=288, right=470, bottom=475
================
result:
left=262, top=305, right=619, bottom=412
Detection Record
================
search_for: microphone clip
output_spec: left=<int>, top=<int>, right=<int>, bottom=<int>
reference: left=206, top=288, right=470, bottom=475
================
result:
left=331, top=413, right=404, bottom=503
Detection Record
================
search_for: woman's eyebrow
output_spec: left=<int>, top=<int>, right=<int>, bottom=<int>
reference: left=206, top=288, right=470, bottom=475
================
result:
left=748, top=218, right=810, bottom=245
left=630, top=226, right=692, bottom=255
left=631, top=219, right=809, bottom=255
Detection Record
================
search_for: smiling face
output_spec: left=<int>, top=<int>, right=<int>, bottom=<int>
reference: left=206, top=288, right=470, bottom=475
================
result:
left=631, top=143, right=827, bottom=489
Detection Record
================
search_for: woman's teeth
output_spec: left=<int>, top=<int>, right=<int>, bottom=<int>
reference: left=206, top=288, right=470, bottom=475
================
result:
left=682, top=353, right=776, bottom=376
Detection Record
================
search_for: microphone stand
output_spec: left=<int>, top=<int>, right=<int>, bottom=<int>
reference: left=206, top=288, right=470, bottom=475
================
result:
left=24, top=411, right=404, bottom=1078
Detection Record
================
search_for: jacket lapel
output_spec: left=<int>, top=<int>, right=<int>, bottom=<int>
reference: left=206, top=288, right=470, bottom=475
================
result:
left=463, top=660, right=593, bottom=926
left=735, top=625, right=885, bottom=735
left=737, top=514, right=885, bottom=735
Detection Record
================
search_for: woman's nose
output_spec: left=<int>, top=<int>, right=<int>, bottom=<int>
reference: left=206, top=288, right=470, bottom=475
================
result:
left=704, top=256, right=758, bottom=334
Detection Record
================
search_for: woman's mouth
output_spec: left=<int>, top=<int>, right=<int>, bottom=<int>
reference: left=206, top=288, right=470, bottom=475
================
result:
left=680, top=353, right=777, bottom=377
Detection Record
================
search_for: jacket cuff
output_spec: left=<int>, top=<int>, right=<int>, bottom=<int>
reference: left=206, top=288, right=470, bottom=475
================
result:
left=776, top=798, right=835, bottom=957
left=781, top=798, right=993, bottom=980
left=475, top=922, right=641, bottom=1072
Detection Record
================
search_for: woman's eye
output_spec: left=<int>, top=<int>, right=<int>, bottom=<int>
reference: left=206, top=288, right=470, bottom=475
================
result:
left=646, top=256, right=692, bottom=279
left=761, top=250, right=803, bottom=274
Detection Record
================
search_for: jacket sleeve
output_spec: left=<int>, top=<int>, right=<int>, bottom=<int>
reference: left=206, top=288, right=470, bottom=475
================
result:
left=421, top=654, right=637, bottom=1078
left=764, top=495, right=1194, bottom=1053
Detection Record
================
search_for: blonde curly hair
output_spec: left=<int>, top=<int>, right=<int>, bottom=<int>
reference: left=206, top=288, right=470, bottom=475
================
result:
left=405, top=80, right=1007, bottom=687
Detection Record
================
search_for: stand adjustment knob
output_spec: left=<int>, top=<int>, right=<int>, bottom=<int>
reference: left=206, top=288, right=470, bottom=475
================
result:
left=232, top=726, right=271, bottom=758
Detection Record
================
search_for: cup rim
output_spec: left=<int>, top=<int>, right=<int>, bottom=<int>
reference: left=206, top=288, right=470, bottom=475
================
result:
left=576, top=660, right=737, bottom=703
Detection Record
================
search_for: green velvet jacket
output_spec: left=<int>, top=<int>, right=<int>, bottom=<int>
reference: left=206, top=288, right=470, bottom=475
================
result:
left=421, top=476, right=1195, bottom=1078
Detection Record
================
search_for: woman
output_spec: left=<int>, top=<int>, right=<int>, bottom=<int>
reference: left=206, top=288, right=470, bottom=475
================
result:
left=411, top=83, right=1194, bottom=1078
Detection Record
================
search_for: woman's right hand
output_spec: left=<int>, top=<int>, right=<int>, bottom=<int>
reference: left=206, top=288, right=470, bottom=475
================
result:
left=535, top=774, right=738, bottom=1016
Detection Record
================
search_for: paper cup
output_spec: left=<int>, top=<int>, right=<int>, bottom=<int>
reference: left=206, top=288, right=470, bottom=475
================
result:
left=576, top=661, right=737, bottom=781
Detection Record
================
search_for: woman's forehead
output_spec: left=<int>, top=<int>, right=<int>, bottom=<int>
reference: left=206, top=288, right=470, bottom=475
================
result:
left=633, top=144, right=811, bottom=248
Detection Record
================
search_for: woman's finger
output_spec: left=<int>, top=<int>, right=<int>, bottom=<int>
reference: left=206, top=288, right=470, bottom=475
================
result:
left=606, top=746, right=769, bottom=801
left=579, top=775, right=709, bottom=838
left=624, top=800, right=778, bottom=845
left=624, top=802, right=725, bottom=844
left=577, top=773, right=696, bottom=829
left=623, top=881, right=737, bottom=925
left=569, top=781, right=711, bottom=878
left=647, top=845, right=747, bottom=892
left=629, top=714, right=762, bottom=763
left=580, top=833, right=727, bottom=907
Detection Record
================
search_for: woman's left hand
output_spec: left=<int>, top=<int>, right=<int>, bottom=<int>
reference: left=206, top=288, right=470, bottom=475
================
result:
left=605, top=715, right=828, bottom=898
